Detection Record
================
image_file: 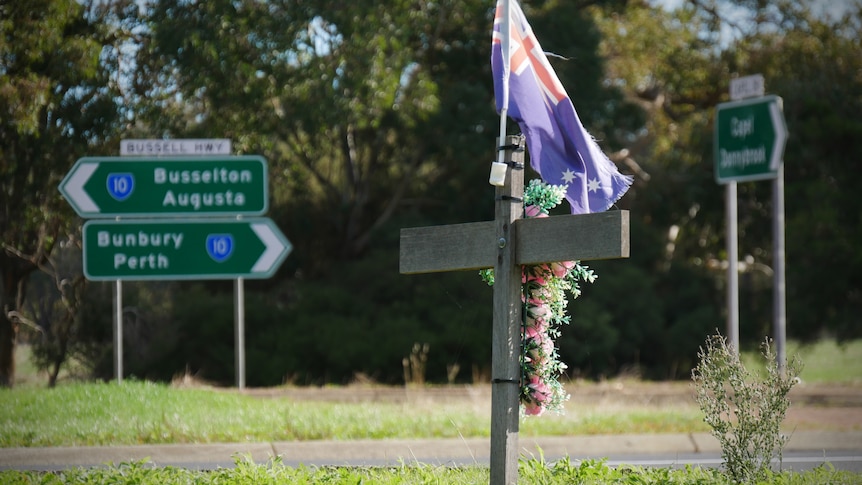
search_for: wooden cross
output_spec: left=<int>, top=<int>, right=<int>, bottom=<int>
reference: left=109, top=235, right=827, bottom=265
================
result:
left=399, top=136, right=630, bottom=485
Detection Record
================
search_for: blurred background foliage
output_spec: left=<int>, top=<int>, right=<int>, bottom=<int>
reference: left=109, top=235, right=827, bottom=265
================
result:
left=2, top=0, right=860, bottom=386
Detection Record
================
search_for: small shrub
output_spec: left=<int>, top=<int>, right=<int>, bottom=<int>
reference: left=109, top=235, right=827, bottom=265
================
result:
left=692, top=333, right=802, bottom=484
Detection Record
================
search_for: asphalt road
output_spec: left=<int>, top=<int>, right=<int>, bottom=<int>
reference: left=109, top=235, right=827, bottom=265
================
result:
left=2, top=431, right=860, bottom=473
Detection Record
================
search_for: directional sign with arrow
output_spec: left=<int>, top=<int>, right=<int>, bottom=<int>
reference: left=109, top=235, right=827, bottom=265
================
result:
left=83, top=218, right=291, bottom=281
left=714, top=95, right=788, bottom=184
left=59, top=156, right=268, bottom=217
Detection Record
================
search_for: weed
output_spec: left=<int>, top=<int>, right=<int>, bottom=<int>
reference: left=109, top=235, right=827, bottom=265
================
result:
left=692, top=333, right=803, bottom=483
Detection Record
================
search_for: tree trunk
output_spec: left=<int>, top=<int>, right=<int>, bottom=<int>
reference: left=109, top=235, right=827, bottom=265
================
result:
left=0, top=315, right=16, bottom=388
left=48, top=358, right=60, bottom=388
left=1, top=255, right=34, bottom=388
left=47, top=314, right=73, bottom=388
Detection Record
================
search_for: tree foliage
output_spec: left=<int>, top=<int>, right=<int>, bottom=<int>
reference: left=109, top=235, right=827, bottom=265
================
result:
left=2, top=0, right=860, bottom=385
left=590, top=0, right=862, bottom=348
left=132, top=0, right=499, bottom=276
left=0, top=0, right=132, bottom=386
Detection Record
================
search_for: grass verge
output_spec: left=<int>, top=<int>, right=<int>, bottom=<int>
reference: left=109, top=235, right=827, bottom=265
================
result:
left=741, top=339, right=862, bottom=383
left=1, top=457, right=859, bottom=484
left=0, top=380, right=708, bottom=447
left=3, top=340, right=862, bottom=484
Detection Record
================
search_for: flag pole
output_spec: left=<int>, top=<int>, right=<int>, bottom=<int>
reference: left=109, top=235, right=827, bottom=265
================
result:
left=490, top=0, right=512, bottom=186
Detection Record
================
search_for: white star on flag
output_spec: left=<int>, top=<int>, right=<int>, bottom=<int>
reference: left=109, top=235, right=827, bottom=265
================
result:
left=561, top=168, right=576, bottom=184
left=587, top=178, right=602, bottom=193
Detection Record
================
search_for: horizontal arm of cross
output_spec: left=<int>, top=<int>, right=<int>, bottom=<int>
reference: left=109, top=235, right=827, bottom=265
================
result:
left=399, top=210, right=629, bottom=275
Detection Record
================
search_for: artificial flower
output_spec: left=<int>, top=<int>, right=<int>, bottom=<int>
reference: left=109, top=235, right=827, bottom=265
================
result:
left=481, top=180, right=597, bottom=415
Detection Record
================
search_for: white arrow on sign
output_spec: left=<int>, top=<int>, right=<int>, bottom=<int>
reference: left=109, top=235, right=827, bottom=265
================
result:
left=769, top=101, right=788, bottom=171
left=251, top=222, right=292, bottom=273
left=63, top=161, right=100, bottom=213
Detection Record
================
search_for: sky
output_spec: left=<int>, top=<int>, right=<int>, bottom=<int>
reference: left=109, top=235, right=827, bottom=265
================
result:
left=649, top=0, right=859, bottom=48
left=653, top=0, right=859, bottom=21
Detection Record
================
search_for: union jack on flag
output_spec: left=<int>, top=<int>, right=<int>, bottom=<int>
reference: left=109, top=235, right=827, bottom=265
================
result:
left=491, top=0, right=632, bottom=214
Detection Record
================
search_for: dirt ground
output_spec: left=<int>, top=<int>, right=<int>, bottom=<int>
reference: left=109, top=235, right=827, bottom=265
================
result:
left=239, top=380, right=862, bottom=432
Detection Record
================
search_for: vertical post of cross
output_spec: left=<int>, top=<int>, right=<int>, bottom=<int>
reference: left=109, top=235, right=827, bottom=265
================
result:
left=489, top=135, right=525, bottom=485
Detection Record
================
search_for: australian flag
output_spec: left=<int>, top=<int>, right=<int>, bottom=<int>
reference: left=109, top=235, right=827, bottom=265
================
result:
left=492, top=0, right=632, bottom=213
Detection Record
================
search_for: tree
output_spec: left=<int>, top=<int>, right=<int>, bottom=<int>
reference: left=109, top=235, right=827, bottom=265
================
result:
left=133, top=1, right=457, bottom=275
left=22, top=240, right=87, bottom=387
left=109, top=0, right=503, bottom=383
left=0, top=0, right=129, bottom=386
left=22, top=0, right=859, bottom=385
left=672, top=0, right=862, bottom=341
left=742, top=4, right=862, bottom=339
left=589, top=0, right=862, bottom=349
left=119, top=0, right=707, bottom=383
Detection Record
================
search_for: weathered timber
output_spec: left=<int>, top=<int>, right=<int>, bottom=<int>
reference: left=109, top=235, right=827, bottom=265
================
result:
left=399, top=210, right=630, bottom=274
left=399, top=220, right=495, bottom=274
left=516, top=210, right=630, bottom=265
left=489, top=136, right=523, bottom=485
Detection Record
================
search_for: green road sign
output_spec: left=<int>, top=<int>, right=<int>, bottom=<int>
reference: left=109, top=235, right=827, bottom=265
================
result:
left=714, top=95, right=788, bottom=184
left=83, top=218, right=291, bottom=281
left=59, top=156, right=268, bottom=217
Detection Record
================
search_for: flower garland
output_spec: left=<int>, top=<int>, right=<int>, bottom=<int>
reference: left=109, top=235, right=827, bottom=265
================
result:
left=480, top=179, right=596, bottom=416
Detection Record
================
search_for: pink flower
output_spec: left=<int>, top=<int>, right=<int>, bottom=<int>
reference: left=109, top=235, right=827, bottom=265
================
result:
left=525, top=205, right=548, bottom=218
left=528, top=347, right=547, bottom=367
left=517, top=202, right=584, bottom=414
left=527, top=375, right=551, bottom=404
left=527, top=303, right=550, bottom=320
left=541, top=337, right=554, bottom=356
left=524, top=401, right=544, bottom=416
left=535, top=264, right=551, bottom=276
left=522, top=271, right=547, bottom=285
left=523, top=264, right=555, bottom=284
left=525, top=315, right=548, bottom=333
left=549, top=261, right=575, bottom=278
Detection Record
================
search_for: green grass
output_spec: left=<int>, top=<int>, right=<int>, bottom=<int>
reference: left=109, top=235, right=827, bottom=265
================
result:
left=783, top=339, right=862, bottom=383
left=740, top=338, right=862, bottom=383
left=1, top=457, right=858, bottom=484
left=3, top=340, right=862, bottom=484
left=0, top=379, right=709, bottom=447
left=4, top=338, right=860, bottom=448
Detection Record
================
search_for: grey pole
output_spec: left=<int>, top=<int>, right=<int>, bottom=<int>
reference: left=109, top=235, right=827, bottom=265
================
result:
left=234, top=277, right=246, bottom=389
left=773, top=165, right=787, bottom=374
left=727, top=181, right=740, bottom=355
left=113, top=280, right=123, bottom=383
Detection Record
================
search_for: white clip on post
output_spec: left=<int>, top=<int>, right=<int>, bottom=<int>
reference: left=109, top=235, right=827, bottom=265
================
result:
left=489, top=160, right=508, bottom=186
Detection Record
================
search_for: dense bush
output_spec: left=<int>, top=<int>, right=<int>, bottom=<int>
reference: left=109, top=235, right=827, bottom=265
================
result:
left=72, top=218, right=722, bottom=386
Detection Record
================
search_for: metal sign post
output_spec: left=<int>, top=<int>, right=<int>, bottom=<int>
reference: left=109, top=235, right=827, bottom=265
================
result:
left=715, top=77, right=788, bottom=364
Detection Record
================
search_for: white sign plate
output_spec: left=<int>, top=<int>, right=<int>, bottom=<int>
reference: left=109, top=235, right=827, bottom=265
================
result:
left=729, top=74, right=765, bottom=101
left=120, top=139, right=232, bottom=156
